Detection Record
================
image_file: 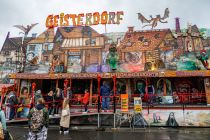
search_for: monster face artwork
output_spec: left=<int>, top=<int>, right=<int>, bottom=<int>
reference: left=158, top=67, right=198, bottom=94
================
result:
left=106, top=46, right=119, bottom=71
left=135, top=80, right=146, bottom=95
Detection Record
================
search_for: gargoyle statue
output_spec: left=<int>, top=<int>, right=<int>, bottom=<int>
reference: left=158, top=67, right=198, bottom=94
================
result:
left=137, top=8, right=169, bottom=29
left=14, top=23, right=38, bottom=36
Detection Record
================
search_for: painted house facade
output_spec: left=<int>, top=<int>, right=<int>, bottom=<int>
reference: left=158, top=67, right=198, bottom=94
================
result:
left=52, top=26, right=106, bottom=73
left=25, top=28, right=54, bottom=73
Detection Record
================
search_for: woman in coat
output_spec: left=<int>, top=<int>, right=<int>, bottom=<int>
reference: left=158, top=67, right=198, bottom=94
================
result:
left=60, top=98, right=70, bottom=134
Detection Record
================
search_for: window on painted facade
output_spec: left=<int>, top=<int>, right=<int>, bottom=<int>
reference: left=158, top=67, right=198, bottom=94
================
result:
left=6, top=58, right=12, bottom=62
left=44, top=56, right=49, bottom=61
left=4, top=51, right=10, bottom=56
left=85, top=38, right=96, bottom=46
left=29, top=45, right=36, bottom=51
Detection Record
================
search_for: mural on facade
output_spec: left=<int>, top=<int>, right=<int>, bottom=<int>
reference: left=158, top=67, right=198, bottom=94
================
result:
left=25, top=28, right=54, bottom=73
left=1, top=22, right=210, bottom=75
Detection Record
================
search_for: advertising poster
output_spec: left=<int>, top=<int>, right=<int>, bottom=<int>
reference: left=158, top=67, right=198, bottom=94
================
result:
left=134, top=97, right=142, bottom=113
left=121, top=94, right=128, bottom=112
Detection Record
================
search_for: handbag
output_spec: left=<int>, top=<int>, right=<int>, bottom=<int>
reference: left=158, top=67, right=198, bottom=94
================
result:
left=0, top=122, right=4, bottom=140
left=61, top=109, right=69, bottom=117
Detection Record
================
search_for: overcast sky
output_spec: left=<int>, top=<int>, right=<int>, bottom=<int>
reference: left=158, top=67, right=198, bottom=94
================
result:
left=0, top=0, right=210, bottom=49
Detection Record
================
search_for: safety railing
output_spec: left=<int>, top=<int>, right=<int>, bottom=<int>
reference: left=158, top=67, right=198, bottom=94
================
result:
left=131, top=93, right=207, bottom=105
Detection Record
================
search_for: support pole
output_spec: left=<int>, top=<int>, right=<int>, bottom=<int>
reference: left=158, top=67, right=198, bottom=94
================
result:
left=163, top=79, right=167, bottom=96
left=31, top=82, right=36, bottom=107
left=89, top=79, right=93, bottom=105
left=97, top=75, right=101, bottom=113
left=97, top=113, right=100, bottom=128
left=64, top=79, right=68, bottom=98
left=145, top=78, right=149, bottom=114
left=112, top=75, right=117, bottom=129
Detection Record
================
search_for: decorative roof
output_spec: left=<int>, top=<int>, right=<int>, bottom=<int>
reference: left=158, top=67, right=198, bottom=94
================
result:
left=118, top=29, right=173, bottom=52
left=56, top=26, right=103, bottom=39
left=29, top=28, right=54, bottom=44
left=1, top=32, right=33, bottom=52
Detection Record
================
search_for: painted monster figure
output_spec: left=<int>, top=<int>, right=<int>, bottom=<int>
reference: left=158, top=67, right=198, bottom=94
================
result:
left=196, top=50, right=210, bottom=69
left=107, top=45, right=119, bottom=71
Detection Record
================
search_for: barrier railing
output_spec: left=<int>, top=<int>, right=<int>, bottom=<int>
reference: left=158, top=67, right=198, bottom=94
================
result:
left=1, top=92, right=208, bottom=121
left=131, top=93, right=207, bottom=105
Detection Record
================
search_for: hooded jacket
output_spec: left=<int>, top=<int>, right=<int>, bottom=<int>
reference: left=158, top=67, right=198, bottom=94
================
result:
left=28, top=104, right=49, bottom=128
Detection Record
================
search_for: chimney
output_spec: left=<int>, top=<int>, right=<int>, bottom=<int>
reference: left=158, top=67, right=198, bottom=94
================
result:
left=128, top=26, right=134, bottom=32
left=6, top=32, right=10, bottom=38
left=32, top=33, right=37, bottom=38
left=175, top=17, right=181, bottom=33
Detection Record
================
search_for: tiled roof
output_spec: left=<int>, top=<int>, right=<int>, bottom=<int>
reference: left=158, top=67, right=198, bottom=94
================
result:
left=29, top=28, right=54, bottom=44
left=57, top=26, right=103, bottom=38
left=118, top=29, right=172, bottom=52
left=1, top=34, right=33, bottom=52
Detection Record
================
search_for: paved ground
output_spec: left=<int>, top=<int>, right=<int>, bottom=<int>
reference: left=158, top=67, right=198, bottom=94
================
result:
left=8, top=126, right=210, bottom=140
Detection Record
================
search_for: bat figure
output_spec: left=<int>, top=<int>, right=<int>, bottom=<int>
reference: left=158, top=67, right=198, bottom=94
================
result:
left=137, top=8, right=169, bottom=29
left=14, top=23, right=38, bottom=36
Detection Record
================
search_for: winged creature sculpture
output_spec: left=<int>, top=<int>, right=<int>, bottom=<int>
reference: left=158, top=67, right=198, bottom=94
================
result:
left=137, top=8, right=169, bottom=29
left=14, top=23, right=38, bottom=36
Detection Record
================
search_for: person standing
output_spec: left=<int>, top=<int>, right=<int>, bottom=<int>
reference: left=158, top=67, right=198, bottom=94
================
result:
left=100, top=81, right=111, bottom=110
left=60, top=98, right=70, bottom=135
left=8, top=91, right=18, bottom=120
left=46, top=90, right=54, bottom=116
left=27, top=98, right=49, bottom=140
left=34, top=90, right=43, bottom=106
left=19, top=87, right=30, bottom=118
left=79, top=89, right=90, bottom=112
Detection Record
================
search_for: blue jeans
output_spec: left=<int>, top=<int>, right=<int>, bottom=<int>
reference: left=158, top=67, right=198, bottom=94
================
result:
left=102, top=97, right=110, bottom=110
left=9, top=107, right=15, bottom=120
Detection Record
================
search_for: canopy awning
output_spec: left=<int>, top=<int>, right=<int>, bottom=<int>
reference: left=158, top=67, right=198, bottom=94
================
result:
left=7, top=70, right=210, bottom=80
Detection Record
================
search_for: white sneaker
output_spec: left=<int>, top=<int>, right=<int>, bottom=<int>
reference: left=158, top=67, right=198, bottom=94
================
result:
left=59, top=131, right=62, bottom=134
left=64, top=131, right=69, bottom=134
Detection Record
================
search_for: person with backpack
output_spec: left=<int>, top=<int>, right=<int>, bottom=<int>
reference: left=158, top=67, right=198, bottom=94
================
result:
left=59, top=98, right=70, bottom=135
left=27, top=98, right=49, bottom=140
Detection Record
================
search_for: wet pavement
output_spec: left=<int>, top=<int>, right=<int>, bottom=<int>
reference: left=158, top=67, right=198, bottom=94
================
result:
left=8, top=126, right=210, bottom=140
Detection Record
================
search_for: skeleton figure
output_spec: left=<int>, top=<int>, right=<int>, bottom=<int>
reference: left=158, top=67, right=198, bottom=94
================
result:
left=14, top=23, right=38, bottom=36
left=137, top=8, right=169, bottom=29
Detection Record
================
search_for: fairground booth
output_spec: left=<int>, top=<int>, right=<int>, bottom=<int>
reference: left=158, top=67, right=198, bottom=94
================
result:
left=2, top=11, right=210, bottom=127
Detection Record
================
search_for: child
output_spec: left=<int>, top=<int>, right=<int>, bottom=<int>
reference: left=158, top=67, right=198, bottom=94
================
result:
left=60, top=98, right=70, bottom=134
left=79, top=89, right=90, bottom=112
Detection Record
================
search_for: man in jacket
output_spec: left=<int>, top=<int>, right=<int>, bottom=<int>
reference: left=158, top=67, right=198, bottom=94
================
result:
left=100, top=81, right=111, bottom=110
left=8, top=91, right=18, bottom=120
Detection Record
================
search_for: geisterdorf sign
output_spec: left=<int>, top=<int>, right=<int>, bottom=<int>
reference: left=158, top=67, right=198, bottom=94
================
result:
left=46, top=11, right=124, bottom=28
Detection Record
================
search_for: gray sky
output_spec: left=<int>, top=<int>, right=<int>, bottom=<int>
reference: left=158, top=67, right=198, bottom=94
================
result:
left=0, top=0, right=210, bottom=49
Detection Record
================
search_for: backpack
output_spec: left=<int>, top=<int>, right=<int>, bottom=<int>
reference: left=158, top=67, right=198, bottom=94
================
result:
left=30, top=108, right=44, bottom=132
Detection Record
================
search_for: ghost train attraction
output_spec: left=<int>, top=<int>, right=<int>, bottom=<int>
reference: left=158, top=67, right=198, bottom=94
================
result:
left=1, top=9, right=210, bottom=128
